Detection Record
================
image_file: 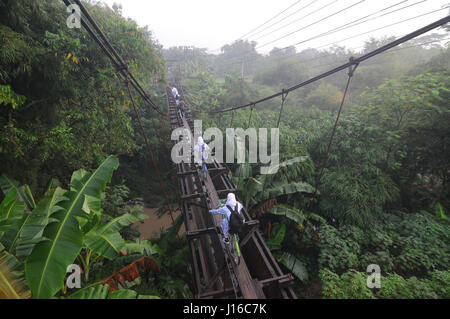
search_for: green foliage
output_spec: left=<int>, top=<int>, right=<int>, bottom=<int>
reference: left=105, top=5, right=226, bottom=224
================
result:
left=318, top=224, right=360, bottom=274
left=0, top=175, right=35, bottom=211
left=320, top=269, right=374, bottom=299
left=151, top=214, right=193, bottom=299
left=304, top=82, right=343, bottom=110
left=15, top=187, right=67, bottom=258
left=231, top=157, right=315, bottom=211
left=434, top=202, right=447, bottom=221
left=321, top=269, right=450, bottom=299
left=0, top=157, right=173, bottom=299
left=122, top=239, right=162, bottom=256
left=65, top=283, right=159, bottom=299
left=0, top=0, right=166, bottom=196
left=376, top=273, right=422, bottom=299
left=254, top=60, right=309, bottom=88
left=265, top=223, right=286, bottom=251
left=84, top=209, right=147, bottom=260
left=0, top=85, right=25, bottom=109
left=219, top=73, right=258, bottom=108
left=317, top=210, right=449, bottom=283
left=0, top=243, right=30, bottom=298
left=275, top=252, right=309, bottom=283
left=427, top=270, right=450, bottom=299
left=24, top=156, right=119, bottom=298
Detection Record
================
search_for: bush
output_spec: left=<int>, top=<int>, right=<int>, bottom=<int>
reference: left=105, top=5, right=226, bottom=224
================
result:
left=320, top=269, right=449, bottom=299
left=318, top=224, right=360, bottom=273
left=375, top=273, right=414, bottom=299
left=320, top=269, right=375, bottom=299
left=427, top=270, right=450, bottom=299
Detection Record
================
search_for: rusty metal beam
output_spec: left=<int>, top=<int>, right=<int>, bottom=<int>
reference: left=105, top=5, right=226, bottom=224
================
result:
left=198, top=288, right=235, bottom=299
left=186, top=227, right=217, bottom=239
left=259, top=274, right=294, bottom=289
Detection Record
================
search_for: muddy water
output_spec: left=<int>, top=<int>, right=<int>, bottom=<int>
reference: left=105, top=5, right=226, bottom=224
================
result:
left=134, top=207, right=183, bottom=239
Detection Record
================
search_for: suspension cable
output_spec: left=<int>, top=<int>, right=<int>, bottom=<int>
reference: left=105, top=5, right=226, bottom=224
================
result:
left=277, top=90, right=289, bottom=129
left=229, top=109, right=235, bottom=128
left=247, top=104, right=255, bottom=129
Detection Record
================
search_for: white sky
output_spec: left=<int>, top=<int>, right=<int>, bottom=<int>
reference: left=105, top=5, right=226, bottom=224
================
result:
left=99, top=0, right=449, bottom=54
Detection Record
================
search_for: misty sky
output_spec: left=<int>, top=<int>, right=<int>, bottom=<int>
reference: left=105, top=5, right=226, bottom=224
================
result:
left=100, top=0, right=449, bottom=54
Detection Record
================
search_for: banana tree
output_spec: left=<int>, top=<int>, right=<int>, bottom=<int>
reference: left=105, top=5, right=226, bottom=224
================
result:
left=78, top=209, right=148, bottom=283
left=23, top=155, right=120, bottom=299
left=262, top=216, right=309, bottom=283
left=0, top=187, right=26, bottom=254
left=230, top=157, right=316, bottom=212
left=0, top=175, right=36, bottom=211
left=274, top=251, right=309, bottom=283
left=268, top=204, right=325, bottom=231
left=0, top=156, right=163, bottom=298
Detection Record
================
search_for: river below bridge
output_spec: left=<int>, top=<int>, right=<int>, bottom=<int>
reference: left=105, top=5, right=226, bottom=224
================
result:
left=134, top=206, right=183, bottom=239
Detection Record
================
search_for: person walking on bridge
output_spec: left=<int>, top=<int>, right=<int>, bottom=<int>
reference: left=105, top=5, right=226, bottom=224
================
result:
left=193, top=136, right=210, bottom=180
left=209, top=193, right=245, bottom=244
left=193, top=136, right=210, bottom=166
left=171, top=86, right=179, bottom=99
left=178, top=99, right=186, bottom=118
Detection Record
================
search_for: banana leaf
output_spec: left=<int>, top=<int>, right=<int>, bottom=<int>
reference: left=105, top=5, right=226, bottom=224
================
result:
left=121, top=239, right=163, bottom=256
left=269, top=205, right=306, bottom=225
left=25, top=156, right=119, bottom=299
left=0, top=246, right=31, bottom=298
left=15, top=187, right=67, bottom=257
left=274, top=252, right=308, bottom=282
left=65, top=284, right=159, bottom=299
left=0, top=175, right=36, bottom=211
left=0, top=188, right=27, bottom=253
left=84, top=211, right=148, bottom=260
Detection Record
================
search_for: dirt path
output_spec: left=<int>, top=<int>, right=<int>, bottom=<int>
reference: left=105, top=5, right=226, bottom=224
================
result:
left=135, top=207, right=183, bottom=239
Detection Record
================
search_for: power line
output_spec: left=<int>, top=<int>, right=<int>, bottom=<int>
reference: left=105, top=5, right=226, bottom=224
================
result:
left=239, top=0, right=304, bottom=40
left=208, top=0, right=307, bottom=53
left=255, top=0, right=366, bottom=50
left=314, top=6, right=449, bottom=50
left=209, top=14, right=450, bottom=114
left=216, top=2, right=444, bottom=73
left=252, top=0, right=430, bottom=68
left=269, top=0, right=419, bottom=54
left=248, top=0, right=325, bottom=41
left=215, top=0, right=366, bottom=67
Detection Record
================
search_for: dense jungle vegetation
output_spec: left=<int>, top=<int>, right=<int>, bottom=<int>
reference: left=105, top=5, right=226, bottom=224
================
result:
left=0, top=0, right=449, bottom=299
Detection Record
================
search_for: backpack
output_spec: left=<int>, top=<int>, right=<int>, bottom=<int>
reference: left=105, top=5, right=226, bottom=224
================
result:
left=226, top=204, right=244, bottom=235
